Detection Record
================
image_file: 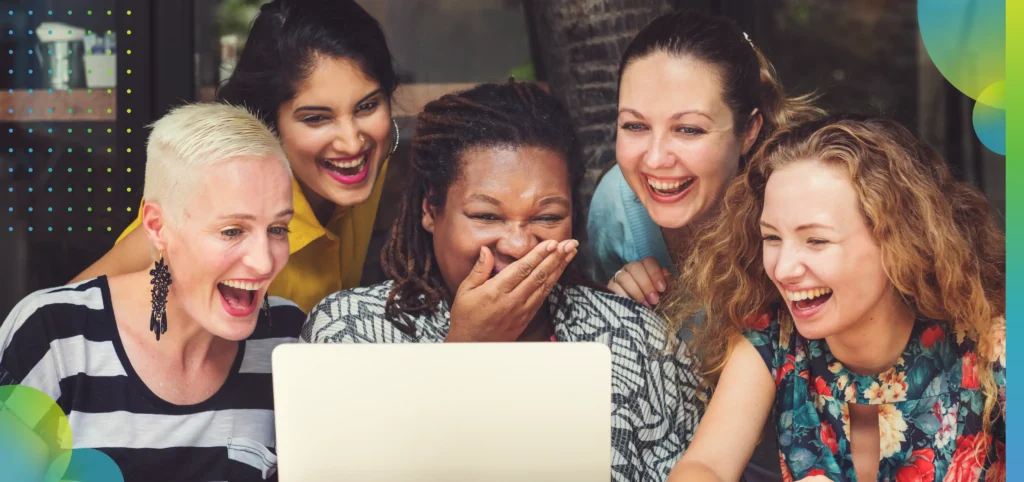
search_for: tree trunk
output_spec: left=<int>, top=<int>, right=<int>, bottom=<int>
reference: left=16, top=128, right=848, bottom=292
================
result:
left=523, top=0, right=717, bottom=207
left=524, top=0, right=670, bottom=206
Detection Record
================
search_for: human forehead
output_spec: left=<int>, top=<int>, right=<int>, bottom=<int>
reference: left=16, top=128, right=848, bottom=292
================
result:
left=761, top=160, right=864, bottom=231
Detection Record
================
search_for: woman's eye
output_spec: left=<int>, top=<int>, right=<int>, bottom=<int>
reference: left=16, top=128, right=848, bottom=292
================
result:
left=761, top=234, right=780, bottom=242
left=677, top=126, right=706, bottom=135
left=301, top=115, right=328, bottom=124
left=533, top=216, right=566, bottom=223
left=269, top=226, right=291, bottom=237
left=356, top=101, right=378, bottom=113
left=222, top=228, right=242, bottom=238
left=620, top=122, right=647, bottom=132
left=808, top=238, right=829, bottom=245
left=469, top=214, right=500, bottom=221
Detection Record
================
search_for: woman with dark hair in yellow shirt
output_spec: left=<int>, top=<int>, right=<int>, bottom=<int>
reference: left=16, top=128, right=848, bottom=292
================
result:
left=73, top=0, right=399, bottom=313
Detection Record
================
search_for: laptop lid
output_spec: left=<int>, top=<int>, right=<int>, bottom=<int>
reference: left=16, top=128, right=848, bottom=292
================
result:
left=272, top=342, right=612, bottom=482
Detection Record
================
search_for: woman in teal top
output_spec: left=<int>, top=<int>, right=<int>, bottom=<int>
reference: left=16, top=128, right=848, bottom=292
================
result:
left=587, top=10, right=822, bottom=307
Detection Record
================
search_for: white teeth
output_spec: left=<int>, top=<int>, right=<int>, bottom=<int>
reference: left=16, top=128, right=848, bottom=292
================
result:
left=646, top=178, right=685, bottom=190
left=220, top=280, right=263, bottom=291
left=785, top=287, right=832, bottom=301
left=324, top=155, right=367, bottom=169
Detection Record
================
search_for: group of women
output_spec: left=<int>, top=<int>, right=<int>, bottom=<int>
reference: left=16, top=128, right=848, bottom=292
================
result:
left=0, top=1, right=1006, bottom=481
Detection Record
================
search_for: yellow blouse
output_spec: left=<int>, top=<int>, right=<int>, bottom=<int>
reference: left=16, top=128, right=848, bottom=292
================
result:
left=116, top=158, right=390, bottom=313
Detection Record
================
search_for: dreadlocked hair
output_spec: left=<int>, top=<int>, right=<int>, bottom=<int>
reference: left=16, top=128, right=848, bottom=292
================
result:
left=381, top=81, right=596, bottom=336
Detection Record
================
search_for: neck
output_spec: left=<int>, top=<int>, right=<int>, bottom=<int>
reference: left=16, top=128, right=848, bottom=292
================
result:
left=826, top=299, right=916, bottom=375
left=298, top=182, right=335, bottom=227
left=123, top=270, right=228, bottom=369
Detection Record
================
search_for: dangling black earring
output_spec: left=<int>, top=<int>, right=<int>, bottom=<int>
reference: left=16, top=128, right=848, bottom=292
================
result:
left=262, top=295, right=272, bottom=333
left=149, top=255, right=172, bottom=341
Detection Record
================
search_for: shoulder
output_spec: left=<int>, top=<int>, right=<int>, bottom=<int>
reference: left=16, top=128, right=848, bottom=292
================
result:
left=2, top=278, right=108, bottom=346
left=588, top=165, right=628, bottom=226
left=740, top=306, right=792, bottom=376
left=253, top=297, right=306, bottom=339
left=300, top=281, right=398, bottom=343
left=0, top=277, right=110, bottom=397
left=309, top=282, right=392, bottom=319
left=558, top=285, right=669, bottom=344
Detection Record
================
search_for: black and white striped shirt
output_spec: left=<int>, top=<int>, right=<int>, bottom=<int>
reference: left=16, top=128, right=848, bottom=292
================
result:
left=0, top=277, right=305, bottom=481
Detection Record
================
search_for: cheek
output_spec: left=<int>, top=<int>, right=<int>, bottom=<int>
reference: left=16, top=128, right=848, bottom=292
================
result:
left=684, top=141, right=739, bottom=182
left=615, top=136, right=645, bottom=170
left=280, top=125, right=327, bottom=167
left=761, top=246, right=779, bottom=280
left=550, top=221, right=573, bottom=241
left=843, top=246, right=890, bottom=299
left=359, top=109, right=394, bottom=146
left=272, top=239, right=291, bottom=274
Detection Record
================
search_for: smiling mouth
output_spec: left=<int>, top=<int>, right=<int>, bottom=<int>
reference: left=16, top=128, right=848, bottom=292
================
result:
left=784, top=287, right=833, bottom=311
left=217, top=280, right=265, bottom=312
left=646, top=176, right=695, bottom=196
left=319, top=152, right=370, bottom=177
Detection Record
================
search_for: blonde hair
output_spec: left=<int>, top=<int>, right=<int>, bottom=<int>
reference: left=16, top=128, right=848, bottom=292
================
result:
left=666, top=115, right=1005, bottom=434
left=143, top=103, right=289, bottom=227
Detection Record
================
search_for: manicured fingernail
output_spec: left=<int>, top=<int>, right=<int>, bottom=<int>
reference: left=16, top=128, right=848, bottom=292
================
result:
left=545, top=240, right=556, bottom=251
left=657, top=281, right=667, bottom=292
left=647, top=292, right=660, bottom=305
left=643, top=301, right=652, bottom=309
left=568, top=240, right=580, bottom=252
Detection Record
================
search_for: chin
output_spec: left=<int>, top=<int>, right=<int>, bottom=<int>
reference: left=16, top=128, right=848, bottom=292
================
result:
left=210, top=318, right=259, bottom=341
left=788, top=314, right=842, bottom=341
left=647, top=207, right=697, bottom=230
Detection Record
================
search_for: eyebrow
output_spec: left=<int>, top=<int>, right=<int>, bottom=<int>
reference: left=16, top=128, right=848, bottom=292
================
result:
left=293, top=89, right=383, bottom=114
left=218, top=209, right=295, bottom=221
left=467, top=193, right=502, bottom=206
left=759, top=220, right=834, bottom=231
left=670, top=109, right=714, bottom=122
left=466, top=194, right=570, bottom=209
left=618, top=107, right=713, bottom=122
left=538, top=196, right=571, bottom=209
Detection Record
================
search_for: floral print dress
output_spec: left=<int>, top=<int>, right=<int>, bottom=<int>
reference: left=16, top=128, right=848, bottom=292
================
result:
left=744, top=308, right=1006, bottom=481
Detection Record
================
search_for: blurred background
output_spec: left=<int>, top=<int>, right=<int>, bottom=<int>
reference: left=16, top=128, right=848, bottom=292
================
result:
left=0, top=0, right=1005, bottom=316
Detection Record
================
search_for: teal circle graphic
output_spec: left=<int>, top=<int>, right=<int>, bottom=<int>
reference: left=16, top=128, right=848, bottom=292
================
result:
left=0, top=385, right=124, bottom=480
left=918, top=0, right=1005, bottom=154
left=57, top=448, right=125, bottom=482
left=0, top=385, right=72, bottom=482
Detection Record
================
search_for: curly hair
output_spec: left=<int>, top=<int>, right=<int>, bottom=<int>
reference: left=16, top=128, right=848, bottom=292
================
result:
left=380, top=81, right=596, bottom=335
left=665, top=115, right=1005, bottom=433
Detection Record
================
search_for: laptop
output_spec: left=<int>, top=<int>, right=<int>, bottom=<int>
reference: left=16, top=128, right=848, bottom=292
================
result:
left=272, top=342, right=612, bottom=482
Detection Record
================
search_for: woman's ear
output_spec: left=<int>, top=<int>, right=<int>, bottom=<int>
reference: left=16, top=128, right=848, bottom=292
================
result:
left=741, top=109, right=765, bottom=156
left=421, top=197, right=436, bottom=233
left=141, top=201, right=170, bottom=255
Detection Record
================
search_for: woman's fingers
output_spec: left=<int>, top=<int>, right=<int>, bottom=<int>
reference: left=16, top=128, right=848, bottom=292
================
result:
left=610, top=268, right=649, bottom=306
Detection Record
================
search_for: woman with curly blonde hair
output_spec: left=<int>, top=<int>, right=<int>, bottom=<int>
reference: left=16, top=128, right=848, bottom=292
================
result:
left=666, top=115, right=1006, bottom=482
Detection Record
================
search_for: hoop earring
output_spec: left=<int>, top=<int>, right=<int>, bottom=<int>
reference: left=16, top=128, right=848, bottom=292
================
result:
left=149, top=255, right=172, bottom=341
left=389, top=118, right=400, bottom=156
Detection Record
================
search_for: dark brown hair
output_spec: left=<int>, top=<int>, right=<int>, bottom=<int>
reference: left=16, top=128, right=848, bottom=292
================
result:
left=619, top=9, right=824, bottom=151
left=381, top=82, right=595, bottom=335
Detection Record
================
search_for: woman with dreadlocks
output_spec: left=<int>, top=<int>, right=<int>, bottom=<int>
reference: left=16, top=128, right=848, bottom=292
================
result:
left=300, top=81, right=702, bottom=480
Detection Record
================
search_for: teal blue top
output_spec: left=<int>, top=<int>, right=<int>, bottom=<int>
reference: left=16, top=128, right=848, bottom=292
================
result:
left=586, top=165, right=675, bottom=283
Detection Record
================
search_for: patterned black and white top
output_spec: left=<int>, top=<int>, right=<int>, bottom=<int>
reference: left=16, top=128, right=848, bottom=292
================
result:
left=301, top=280, right=703, bottom=482
left=0, top=277, right=306, bottom=482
